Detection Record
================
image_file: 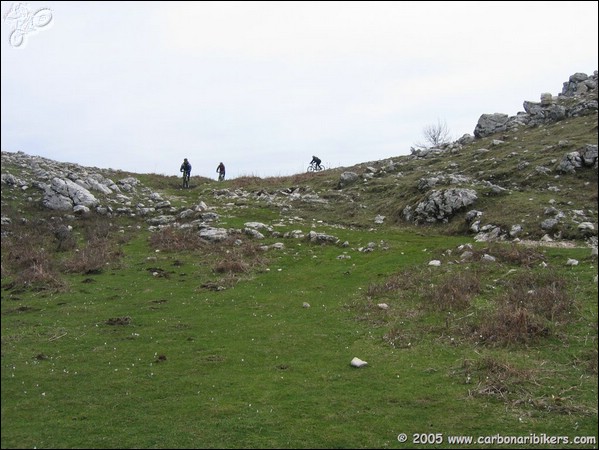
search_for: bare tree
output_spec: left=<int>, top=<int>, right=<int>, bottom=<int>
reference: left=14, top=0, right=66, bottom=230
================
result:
left=412, top=119, right=452, bottom=151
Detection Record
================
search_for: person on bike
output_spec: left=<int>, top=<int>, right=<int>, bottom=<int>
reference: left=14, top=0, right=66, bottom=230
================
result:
left=180, top=158, right=192, bottom=187
left=310, top=156, right=322, bottom=170
left=216, top=162, right=226, bottom=181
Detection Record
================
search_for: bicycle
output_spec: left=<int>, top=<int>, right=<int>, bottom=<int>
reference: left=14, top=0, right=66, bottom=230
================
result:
left=182, top=171, right=190, bottom=188
left=5, top=4, right=53, bottom=48
left=307, top=161, right=325, bottom=172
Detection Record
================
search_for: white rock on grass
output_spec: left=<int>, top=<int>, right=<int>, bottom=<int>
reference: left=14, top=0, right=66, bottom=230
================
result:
left=350, top=357, right=368, bottom=368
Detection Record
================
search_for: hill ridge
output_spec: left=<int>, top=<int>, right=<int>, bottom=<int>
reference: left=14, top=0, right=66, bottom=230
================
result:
left=2, top=70, right=597, bottom=247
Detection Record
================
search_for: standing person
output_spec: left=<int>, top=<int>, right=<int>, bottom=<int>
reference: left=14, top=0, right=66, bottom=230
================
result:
left=180, top=158, right=192, bottom=188
left=216, top=162, right=226, bottom=181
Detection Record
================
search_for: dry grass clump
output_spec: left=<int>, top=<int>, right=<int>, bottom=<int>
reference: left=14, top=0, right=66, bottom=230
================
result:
left=229, top=172, right=318, bottom=190
left=476, top=306, right=549, bottom=346
left=13, top=247, right=66, bottom=291
left=61, top=218, right=126, bottom=274
left=470, top=243, right=546, bottom=267
left=366, top=268, right=424, bottom=298
left=502, top=271, right=571, bottom=321
left=363, top=254, right=575, bottom=349
left=62, top=238, right=121, bottom=274
left=212, top=240, right=266, bottom=275
left=366, top=267, right=481, bottom=312
left=424, top=270, right=481, bottom=311
left=1, top=224, right=67, bottom=291
left=462, top=356, right=534, bottom=400
left=459, top=356, right=596, bottom=415
left=149, top=226, right=207, bottom=252
left=147, top=227, right=268, bottom=287
left=475, top=270, right=572, bottom=346
left=213, top=258, right=250, bottom=274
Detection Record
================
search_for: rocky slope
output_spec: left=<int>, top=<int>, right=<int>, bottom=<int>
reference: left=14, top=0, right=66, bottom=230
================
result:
left=2, top=71, right=597, bottom=249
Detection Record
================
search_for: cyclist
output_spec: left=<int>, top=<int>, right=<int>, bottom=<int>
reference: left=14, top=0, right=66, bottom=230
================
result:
left=180, top=158, right=192, bottom=188
left=216, top=162, right=226, bottom=181
left=310, top=155, right=322, bottom=170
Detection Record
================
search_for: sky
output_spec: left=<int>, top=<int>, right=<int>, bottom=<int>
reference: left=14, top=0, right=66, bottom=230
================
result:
left=1, top=1, right=598, bottom=180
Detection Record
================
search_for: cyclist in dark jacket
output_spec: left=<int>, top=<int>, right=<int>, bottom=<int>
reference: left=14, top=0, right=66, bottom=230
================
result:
left=180, top=158, right=192, bottom=176
left=180, top=158, right=192, bottom=188
left=216, top=162, right=226, bottom=181
left=310, top=156, right=322, bottom=170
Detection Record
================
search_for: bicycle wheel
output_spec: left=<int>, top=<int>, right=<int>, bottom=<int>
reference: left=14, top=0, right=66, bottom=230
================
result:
left=33, top=8, right=53, bottom=28
left=307, top=164, right=315, bottom=172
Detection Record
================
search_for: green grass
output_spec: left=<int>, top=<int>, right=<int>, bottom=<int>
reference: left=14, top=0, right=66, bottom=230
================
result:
left=2, top=109, right=597, bottom=448
left=2, top=223, right=597, bottom=448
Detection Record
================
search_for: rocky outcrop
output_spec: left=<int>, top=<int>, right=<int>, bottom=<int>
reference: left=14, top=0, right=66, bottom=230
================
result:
left=474, top=71, right=598, bottom=138
left=557, top=144, right=598, bottom=173
left=41, top=177, right=99, bottom=211
left=403, top=188, right=478, bottom=224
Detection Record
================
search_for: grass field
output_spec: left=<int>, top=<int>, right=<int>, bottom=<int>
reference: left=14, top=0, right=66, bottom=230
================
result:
left=2, top=218, right=597, bottom=448
left=2, top=110, right=598, bottom=448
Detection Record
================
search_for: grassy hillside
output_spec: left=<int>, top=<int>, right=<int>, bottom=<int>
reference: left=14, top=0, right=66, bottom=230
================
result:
left=1, top=109, right=597, bottom=447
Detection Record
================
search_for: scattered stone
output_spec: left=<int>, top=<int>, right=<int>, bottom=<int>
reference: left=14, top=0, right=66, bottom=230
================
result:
left=350, top=357, right=368, bottom=368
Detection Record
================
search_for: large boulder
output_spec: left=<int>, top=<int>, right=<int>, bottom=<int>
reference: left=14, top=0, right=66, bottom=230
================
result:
left=404, top=188, right=478, bottom=224
left=42, top=177, right=99, bottom=211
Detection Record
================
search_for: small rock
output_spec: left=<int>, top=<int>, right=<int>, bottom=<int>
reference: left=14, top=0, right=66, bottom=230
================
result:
left=350, top=357, right=368, bottom=368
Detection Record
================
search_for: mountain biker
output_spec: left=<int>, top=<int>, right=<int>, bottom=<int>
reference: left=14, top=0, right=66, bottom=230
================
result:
left=310, top=156, right=322, bottom=170
left=216, top=162, right=226, bottom=181
left=180, top=158, right=192, bottom=187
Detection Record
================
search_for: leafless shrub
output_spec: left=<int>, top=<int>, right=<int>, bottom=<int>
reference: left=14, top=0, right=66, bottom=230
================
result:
left=85, top=220, right=112, bottom=240
left=366, top=269, right=424, bottom=298
left=477, top=305, right=549, bottom=345
left=412, top=118, right=452, bottom=150
left=425, top=270, right=481, bottom=311
left=462, top=356, right=533, bottom=400
left=62, top=238, right=121, bottom=274
left=474, top=270, right=572, bottom=346
left=460, top=356, right=596, bottom=415
left=213, top=258, right=250, bottom=274
left=1, top=228, right=66, bottom=291
left=501, top=271, right=572, bottom=321
left=212, top=241, right=266, bottom=274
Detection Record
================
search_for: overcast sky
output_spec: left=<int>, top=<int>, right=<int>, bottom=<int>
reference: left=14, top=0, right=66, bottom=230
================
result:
left=2, top=1, right=597, bottom=179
